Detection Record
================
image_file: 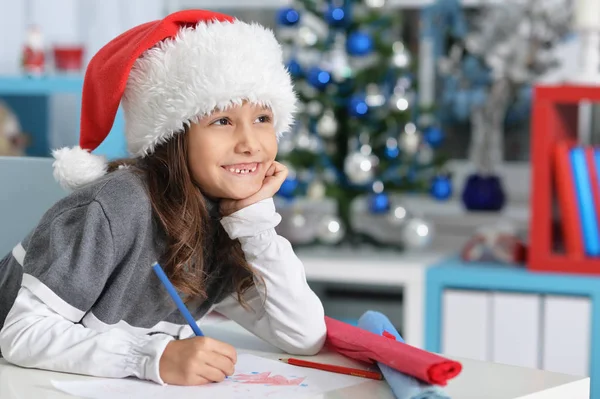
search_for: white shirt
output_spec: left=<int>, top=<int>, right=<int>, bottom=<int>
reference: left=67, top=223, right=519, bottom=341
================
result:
left=0, top=198, right=326, bottom=384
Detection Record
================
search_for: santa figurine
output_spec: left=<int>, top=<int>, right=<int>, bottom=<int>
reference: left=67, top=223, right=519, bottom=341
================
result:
left=22, top=25, right=45, bottom=76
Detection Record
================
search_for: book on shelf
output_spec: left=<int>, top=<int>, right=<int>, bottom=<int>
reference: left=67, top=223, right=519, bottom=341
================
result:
left=554, top=141, right=600, bottom=257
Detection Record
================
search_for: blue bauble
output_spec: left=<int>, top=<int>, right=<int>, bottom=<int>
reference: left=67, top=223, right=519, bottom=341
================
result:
left=276, top=7, right=300, bottom=26
left=424, top=126, right=444, bottom=148
left=346, top=31, right=373, bottom=56
left=325, top=6, right=347, bottom=26
left=348, top=95, right=369, bottom=117
left=385, top=145, right=399, bottom=159
left=430, top=175, right=452, bottom=200
left=277, top=177, right=298, bottom=199
left=461, top=173, right=506, bottom=211
left=369, top=192, right=391, bottom=214
left=307, top=67, right=331, bottom=89
left=286, top=59, right=302, bottom=78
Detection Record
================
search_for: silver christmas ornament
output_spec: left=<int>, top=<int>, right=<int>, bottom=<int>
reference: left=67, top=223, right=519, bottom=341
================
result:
left=281, top=161, right=296, bottom=180
left=402, top=217, right=435, bottom=249
left=277, top=134, right=295, bottom=156
left=388, top=205, right=409, bottom=226
left=307, top=180, right=327, bottom=199
left=344, top=151, right=375, bottom=185
left=291, top=212, right=307, bottom=228
left=321, top=33, right=353, bottom=81
left=365, top=0, right=386, bottom=8
left=417, top=143, right=434, bottom=164
left=294, top=127, right=312, bottom=150
left=306, top=101, right=323, bottom=116
left=307, top=134, right=322, bottom=153
left=389, top=93, right=410, bottom=112
left=399, top=125, right=420, bottom=154
left=372, top=180, right=384, bottom=193
left=317, top=215, right=345, bottom=244
left=365, top=83, right=385, bottom=108
left=297, top=81, right=319, bottom=99
left=391, top=41, right=411, bottom=69
left=297, top=26, right=318, bottom=47
left=316, top=109, right=338, bottom=138
left=360, top=144, right=372, bottom=156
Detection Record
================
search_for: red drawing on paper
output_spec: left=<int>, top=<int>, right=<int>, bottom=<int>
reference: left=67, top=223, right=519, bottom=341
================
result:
left=231, top=372, right=306, bottom=386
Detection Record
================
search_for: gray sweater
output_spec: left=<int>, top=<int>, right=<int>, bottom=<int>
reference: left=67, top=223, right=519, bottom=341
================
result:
left=0, top=169, right=232, bottom=332
left=0, top=169, right=326, bottom=383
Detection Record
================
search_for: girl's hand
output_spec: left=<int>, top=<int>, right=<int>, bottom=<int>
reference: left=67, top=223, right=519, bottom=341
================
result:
left=159, top=337, right=237, bottom=386
left=220, top=161, right=288, bottom=216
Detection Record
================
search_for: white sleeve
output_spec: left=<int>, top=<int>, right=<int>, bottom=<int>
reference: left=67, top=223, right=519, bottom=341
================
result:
left=0, top=287, right=174, bottom=384
left=216, top=198, right=326, bottom=355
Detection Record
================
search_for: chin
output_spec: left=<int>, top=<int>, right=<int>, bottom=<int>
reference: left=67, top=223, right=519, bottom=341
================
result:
left=227, top=185, right=262, bottom=200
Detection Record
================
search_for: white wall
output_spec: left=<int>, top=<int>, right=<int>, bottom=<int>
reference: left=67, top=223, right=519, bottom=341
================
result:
left=0, top=0, right=165, bottom=149
left=0, top=0, right=165, bottom=74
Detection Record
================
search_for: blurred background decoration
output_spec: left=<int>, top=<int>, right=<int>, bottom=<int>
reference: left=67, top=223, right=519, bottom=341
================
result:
left=272, top=0, right=448, bottom=250
left=427, top=0, right=573, bottom=211
left=0, top=101, right=28, bottom=157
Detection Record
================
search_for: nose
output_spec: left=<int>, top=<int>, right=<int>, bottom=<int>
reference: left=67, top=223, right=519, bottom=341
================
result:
left=233, top=122, right=260, bottom=155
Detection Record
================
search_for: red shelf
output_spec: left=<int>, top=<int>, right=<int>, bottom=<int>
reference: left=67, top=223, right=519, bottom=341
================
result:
left=528, top=84, right=600, bottom=275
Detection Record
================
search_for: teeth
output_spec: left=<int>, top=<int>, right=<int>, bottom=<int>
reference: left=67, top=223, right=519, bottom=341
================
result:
left=225, top=165, right=257, bottom=174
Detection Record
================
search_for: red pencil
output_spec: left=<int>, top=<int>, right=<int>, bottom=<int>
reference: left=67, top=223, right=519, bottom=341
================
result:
left=279, top=358, right=383, bottom=380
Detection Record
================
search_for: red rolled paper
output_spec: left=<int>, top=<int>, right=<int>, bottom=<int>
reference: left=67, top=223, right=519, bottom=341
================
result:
left=324, top=316, right=462, bottom=386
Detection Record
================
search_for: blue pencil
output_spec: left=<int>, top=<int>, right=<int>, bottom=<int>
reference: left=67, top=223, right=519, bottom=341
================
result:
left=152, top=262, right=204, bottom=337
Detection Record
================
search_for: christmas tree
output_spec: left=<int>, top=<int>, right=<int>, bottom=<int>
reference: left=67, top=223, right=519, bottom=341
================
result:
left=273, top=0, right=448, bottom=249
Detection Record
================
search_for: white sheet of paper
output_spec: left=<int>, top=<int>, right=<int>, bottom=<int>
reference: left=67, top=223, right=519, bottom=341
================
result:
left=51, top=354, right=366, bottom=399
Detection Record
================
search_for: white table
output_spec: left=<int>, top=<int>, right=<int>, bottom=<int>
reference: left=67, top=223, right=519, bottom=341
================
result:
left=298, top=247, right=448, bottom=349
left=0, top=321, right=589, bottom=399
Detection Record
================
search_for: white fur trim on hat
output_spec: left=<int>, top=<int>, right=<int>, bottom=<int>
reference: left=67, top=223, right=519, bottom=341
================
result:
left=52, top=146, right=108, bottom=190
left=123, top=19, right=297, bottom=157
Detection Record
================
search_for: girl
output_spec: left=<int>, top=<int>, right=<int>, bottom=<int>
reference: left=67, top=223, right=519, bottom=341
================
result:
left=0, top=9, right=326, bottom=386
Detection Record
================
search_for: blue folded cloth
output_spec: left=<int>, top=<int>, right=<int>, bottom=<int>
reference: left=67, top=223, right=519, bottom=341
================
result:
left=357, top=311, right=451, bottom=399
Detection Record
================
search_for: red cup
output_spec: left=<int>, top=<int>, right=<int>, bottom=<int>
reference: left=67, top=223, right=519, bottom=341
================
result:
left=53, top=46, right=84, bottom=72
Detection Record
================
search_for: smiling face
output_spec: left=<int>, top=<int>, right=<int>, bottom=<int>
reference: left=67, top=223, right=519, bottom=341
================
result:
left=187, top=102, right=278, bottom=200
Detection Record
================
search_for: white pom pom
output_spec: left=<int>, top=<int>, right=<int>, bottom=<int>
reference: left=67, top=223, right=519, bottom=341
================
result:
left=52, top=146, right=108, bottom=190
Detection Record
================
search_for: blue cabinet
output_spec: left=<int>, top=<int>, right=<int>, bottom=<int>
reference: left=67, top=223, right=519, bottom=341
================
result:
left=0, top=75, right=127, bottom=159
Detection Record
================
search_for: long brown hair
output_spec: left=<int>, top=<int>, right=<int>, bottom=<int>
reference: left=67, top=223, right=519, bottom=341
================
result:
left=108, top=130, right=257, bottom=304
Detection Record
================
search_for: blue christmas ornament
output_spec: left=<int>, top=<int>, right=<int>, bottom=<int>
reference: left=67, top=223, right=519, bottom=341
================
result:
left=369, top=192, right=391, bottom=214
left=424, top=126, right=444, bottom=148
left=286, top=59, right=302, bottom=78
left=277, top=177, right=298, bottom=199
left=461, top=173, right=505, bottom=211
left=346, top=31, right=373, bottom=56
left=348, top=95, right=369, bottom=117
left=385, top=145, right=399, bottom=159
left=276, top=7, right=300, bottom=26
left=307, top=67, right=331, bottom=89
left=430, top=175, right=452, bottom=200
left=325, top=5, right=347, bottom=26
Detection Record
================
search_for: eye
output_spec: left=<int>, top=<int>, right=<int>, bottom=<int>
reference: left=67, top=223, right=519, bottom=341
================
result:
left=255, top=114, right=272, bottom=124
left=211, top=117, right=231, bottom=126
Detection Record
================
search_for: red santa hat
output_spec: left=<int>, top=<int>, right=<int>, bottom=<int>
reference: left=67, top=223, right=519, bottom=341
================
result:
left=52, top=9, right=297, bottom=189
